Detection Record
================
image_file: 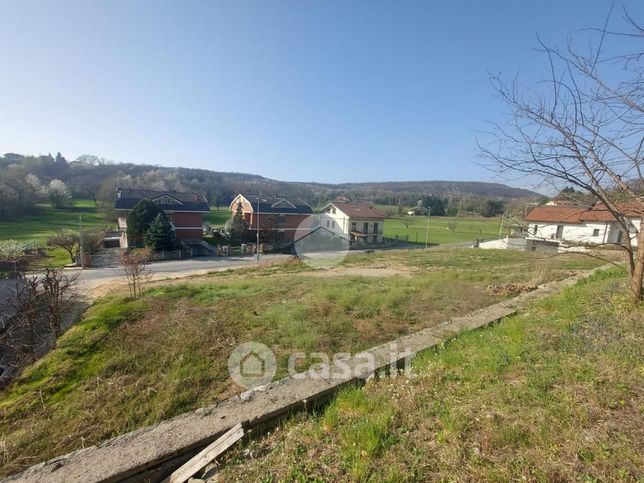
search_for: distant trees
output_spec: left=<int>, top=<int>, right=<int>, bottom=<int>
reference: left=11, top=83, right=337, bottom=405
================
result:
left=47, top=179, right=71, bottom=208
left=481, top=200, right=505, bottom=218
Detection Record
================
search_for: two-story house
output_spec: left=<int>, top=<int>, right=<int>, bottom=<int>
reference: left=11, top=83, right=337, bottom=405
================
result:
left=319, top=202, right=386, bottom=247
left=229, top=193, right=314, bottom=243
left=115, top=188, right=210, bottom=248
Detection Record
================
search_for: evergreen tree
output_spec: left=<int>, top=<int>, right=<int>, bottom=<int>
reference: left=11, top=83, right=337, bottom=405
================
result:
left=126, top=199, right=164, bottom=247
left=229, top=201, right=250, bottom=244
left=144, top=213, right=176, bottom=251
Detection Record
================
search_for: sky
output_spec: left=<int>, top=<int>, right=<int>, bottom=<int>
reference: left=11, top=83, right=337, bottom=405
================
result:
left=0, top=0, right=641, bottom=187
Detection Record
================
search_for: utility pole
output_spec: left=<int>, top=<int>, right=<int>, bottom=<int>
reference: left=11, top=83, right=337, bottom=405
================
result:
left=498, top=213, right=505, bottom=238
left=424, top=207, right=431, bottom=249
left=79, top=214, right=85, bottom=269
left=256, top=197, right=260, bottom=265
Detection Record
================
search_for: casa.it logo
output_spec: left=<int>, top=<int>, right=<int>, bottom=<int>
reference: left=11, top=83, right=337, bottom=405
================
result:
left=227, top=342, right=277, bottom=389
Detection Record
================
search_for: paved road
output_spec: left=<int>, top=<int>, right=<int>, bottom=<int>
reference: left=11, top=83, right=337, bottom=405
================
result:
left=66, top=253, right=292, bottom=296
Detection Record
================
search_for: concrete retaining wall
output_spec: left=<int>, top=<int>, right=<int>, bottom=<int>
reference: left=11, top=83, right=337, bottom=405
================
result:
left=4, top=268, right=606, bottom=483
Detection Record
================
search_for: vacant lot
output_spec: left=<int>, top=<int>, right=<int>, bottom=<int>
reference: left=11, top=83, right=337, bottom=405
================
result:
left=0, top=248, right=613, bottom=476
left=218, top=268, right=642, bottom=482
left=384, top=214, right=502, bottom=245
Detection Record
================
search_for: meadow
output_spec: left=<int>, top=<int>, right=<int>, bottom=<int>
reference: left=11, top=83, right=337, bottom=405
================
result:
left=0, top=200, right=109, bottom=242
left=383, top=213, right=503, bottom=245
left=0, top=248, right=611, bottom=477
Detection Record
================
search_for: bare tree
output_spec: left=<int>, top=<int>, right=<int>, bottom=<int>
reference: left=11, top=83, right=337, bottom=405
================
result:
left=479, top=12, right=644, bottom=301
left=119, top=249, right=152, bottom=298
left=47, top=229, right=79, bottom=264
left=0, top=278, right=42, bottom=370
left=40, top=269, right=78, bottom=340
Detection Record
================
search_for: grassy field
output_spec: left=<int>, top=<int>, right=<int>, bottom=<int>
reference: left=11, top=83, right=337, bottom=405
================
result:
left=0, top=200, right=113, bottom=269
left=218, top=268, right=642, bottom=482
left=0, top=200, right=109, bottom=242
left=205, top=206, right=231, bottom=227
left=0, top=248, right=610, bottom=477
left=384, top=213, right=503, bottom=245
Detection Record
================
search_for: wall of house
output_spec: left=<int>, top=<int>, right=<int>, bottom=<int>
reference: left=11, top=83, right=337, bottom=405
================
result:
left=247, top=214, right=311, bottom=242
left=527, top=219, right=640, bottom=246
left=320, top=207, right=384, bottom=244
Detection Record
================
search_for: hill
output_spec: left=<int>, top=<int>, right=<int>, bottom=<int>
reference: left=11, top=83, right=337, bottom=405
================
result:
left=0, top=153, right=542, bottom=221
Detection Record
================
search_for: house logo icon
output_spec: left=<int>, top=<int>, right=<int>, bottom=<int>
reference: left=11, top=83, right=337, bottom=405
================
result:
left=228, top=342, right=276, bottom=389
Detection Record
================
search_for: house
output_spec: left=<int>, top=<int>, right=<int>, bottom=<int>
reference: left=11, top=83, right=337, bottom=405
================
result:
left=229, top=193, right=313, bottom=243
left=319, top=202, right=386, bottom=247
left=115, top=188, right=210, bottom=248
left=524, top=201, right=642, bottom=247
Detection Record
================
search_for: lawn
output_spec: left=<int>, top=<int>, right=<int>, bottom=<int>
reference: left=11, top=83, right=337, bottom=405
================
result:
left=0, top=248, right=613, bottom=477
left=205, top=206, right=231, bottom=228
left=0, top=200, right=113, bottom=269
left=384, top=213, right=503, bottom=245
left=218, top=268, right=642, bottom=482
left=0, top=200, right=110, bottom=242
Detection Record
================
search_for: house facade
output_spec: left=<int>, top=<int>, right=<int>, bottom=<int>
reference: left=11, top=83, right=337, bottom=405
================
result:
left=229, top=194, right=314, bottom=243
left=115, top=188, right=210, bottom=248
left=524, top=201, right=642, bottom=247
left=319, top=202, right=386, bottom=247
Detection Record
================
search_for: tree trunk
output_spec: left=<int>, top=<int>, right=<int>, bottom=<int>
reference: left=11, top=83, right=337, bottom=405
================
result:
left=630, top=216, right=644, bottom=303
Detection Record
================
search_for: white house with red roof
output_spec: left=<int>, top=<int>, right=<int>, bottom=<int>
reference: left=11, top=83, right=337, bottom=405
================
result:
left=524, top=201, right=642, bottom=247
left=319, top=202, right=386, bottom=247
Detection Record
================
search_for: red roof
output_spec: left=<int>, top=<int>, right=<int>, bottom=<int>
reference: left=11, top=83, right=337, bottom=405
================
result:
left=524, top=206, right=585, bottom=224
left=579, top=201, right=643, bottom=222
left=331, top=202, right=386, bottom=220
left=525, top=200, right=643, bottom=223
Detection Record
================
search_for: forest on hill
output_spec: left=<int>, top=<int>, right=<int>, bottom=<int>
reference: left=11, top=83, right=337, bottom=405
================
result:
left=0, top=152, right=543, bottom=221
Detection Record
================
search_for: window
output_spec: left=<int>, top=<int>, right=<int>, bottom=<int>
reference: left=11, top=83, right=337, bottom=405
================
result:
left=332, top=208, right=336, bottom=214
left=326, top=220, right=330, bottom=228
left=153, top=195, right=181, bottom=205
left=532, top=225, right=538, bottom=235
left=332, top=221, right=336, bottom=228
left=592, top=228, right=600, bottom=236
left=351, top=222, right=357, bottom=231
left=277, top=215, right=286, bottom=226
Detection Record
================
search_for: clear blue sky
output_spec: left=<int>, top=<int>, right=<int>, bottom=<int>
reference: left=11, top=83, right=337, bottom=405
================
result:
left=1, top=0, right=641, bottom=186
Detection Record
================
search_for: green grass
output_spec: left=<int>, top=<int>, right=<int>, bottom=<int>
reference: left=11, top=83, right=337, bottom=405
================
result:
left=205, top=206, right=231, bottom=228
left=217, top=268, right=642, bottom=482
left=0, top=200, right=110, bottom=242
left=384, top=213, right=503, bottom=245
left=0, top=200, right=113, bottom=268
left=0, top=249, right=614, bottom=477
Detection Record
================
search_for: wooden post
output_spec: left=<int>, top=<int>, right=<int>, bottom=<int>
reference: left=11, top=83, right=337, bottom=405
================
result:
left=163, top=423, right=244, bottom=483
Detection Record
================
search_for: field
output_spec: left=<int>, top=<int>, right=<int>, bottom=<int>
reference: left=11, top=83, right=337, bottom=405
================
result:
left=0, top=248, right=611, bottom=477
left=384, top=213, right=503, bottom=245
left=219, top=268, right=643, bottom=481
left=0, top=200, right=112, bottom=269
left=0, top=200, right=109, bottom=242
left=205, top=206, right=231, bottom=227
